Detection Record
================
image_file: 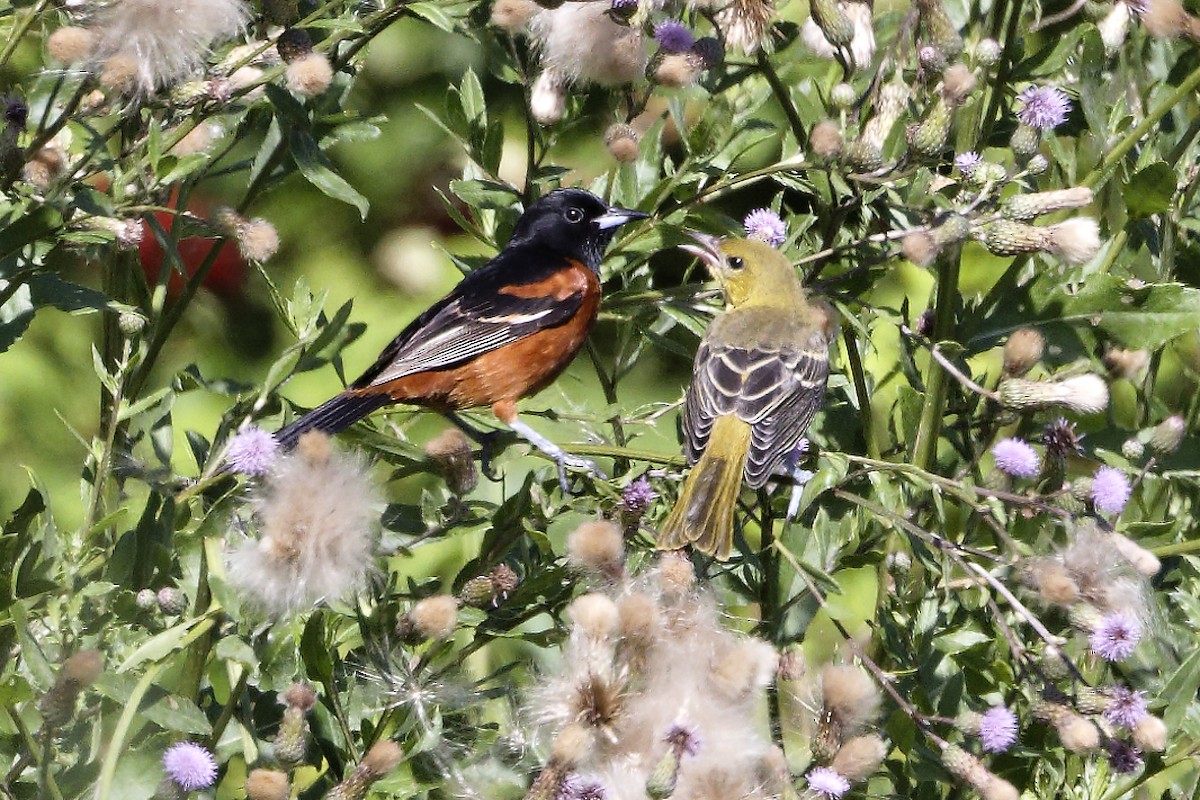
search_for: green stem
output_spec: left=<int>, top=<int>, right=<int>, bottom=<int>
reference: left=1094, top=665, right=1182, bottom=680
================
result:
left=911, top=244, right=963, bottom=470
left=841, top=326, right=878, bottom=458
left=756, top=51, right=808, bottom=149
left=0, top=0, right=48, bottom=67
left=1150, top=539, right=1200, bottom=558
left=1083, top=62, right=1200, bottom=190
left=95, top=661, right=167, bottom=800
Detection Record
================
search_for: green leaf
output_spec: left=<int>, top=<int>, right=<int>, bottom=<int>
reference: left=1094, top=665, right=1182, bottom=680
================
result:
left=1062, top=277, right=1200, bottom=348
left=288, top=129, right=370, bottom=219
left=1123, top=162, right=1176, bottom=220
left=27, top=273, right=111, bottom=313
left=142, top=695, right=211, bottom=734
left=1159, top=647, right=1200, bottom=730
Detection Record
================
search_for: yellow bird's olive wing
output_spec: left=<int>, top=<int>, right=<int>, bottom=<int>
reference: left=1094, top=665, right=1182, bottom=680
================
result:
left=682, top=333, right=829, bottom=487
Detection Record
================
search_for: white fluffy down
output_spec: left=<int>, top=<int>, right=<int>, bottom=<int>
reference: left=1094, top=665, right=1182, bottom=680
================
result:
left=228, top=444, right=379, bottom=614
left=529, top=3, right=646, bottom=87
left=93, top=0, right=249, bottom=93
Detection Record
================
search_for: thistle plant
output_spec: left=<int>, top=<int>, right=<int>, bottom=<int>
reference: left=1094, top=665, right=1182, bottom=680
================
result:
left=1, top=0, right=1199, bottom=798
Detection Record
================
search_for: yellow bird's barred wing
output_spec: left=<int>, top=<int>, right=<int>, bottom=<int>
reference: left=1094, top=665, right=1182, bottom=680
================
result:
left=683, top=330, right=829, bottom=489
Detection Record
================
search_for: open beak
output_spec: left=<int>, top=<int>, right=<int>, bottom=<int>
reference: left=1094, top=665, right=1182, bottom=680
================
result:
left=594, top=205, right=650, bottom=230
left=679, top=230, right=724, bottom=272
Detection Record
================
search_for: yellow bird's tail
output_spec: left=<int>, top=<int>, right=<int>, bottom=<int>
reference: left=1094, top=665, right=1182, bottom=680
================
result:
left=658, top=415, right=752, bottom=561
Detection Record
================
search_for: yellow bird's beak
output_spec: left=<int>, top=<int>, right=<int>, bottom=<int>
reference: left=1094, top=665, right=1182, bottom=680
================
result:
left=679, top=231, right=725, bottom=275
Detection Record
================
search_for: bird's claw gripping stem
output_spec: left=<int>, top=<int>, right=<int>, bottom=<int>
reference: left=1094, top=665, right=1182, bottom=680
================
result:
left=508, top=419, right=606, bottom=492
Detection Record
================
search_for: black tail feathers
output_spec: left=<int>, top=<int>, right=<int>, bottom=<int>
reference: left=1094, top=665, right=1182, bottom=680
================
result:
left=275, top=393, right=392, bottom=450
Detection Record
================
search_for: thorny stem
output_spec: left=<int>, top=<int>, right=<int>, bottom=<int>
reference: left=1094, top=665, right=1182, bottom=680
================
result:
left=841, top=326, right=879, bottom=458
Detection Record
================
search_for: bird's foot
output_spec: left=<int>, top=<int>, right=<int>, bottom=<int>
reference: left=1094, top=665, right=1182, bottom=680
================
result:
left=445, top=413, right=510, bottom=482
left=508, top=419, right=606, bottom=492
left=783, top=438, right=814, bottom=522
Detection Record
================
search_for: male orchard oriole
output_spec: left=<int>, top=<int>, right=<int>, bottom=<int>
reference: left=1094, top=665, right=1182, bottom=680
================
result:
left=658, top=234, right=836, bottom=560
left=275, top=188, right=647, bottom=486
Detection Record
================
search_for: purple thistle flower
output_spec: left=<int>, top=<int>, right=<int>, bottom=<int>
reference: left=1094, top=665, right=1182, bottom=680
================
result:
left=619, top=476, right=658, bottom=514
left=1091, top=466, right=1131, bottom=514
left=653, top=20, right=695, bottom=53
left=558, top=774, right=606, bottom=800
left=1106, top=739, right=1144, bottom=774
left=743, top=208, right=787, bottom=247
left=954, top=151, right=982, bottom=174
left=806, top=767, right=850, bottom=799
left=610, top=0, right=638, bottom=11
left=665, top=722, right=701, bottom=757
left=978, top=706, right=1019, bottom=753
left=1090, top=611, right=1142, bottom=662
left=992, top=437, right=1040, bottom=478
left=1017, top=86, right=1071, bottom=130
left=1104, top=686, right=1149, bottom=728
left=162, top=742, right=218, bottom=791
left=224, top=425, right=279, bottom=475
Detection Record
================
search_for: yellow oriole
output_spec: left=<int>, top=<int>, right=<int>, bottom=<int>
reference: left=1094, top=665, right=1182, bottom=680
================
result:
left=658, top=233, right=836, bottom=560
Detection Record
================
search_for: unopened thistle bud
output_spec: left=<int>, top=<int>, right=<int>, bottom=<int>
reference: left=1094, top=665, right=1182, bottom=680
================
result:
left=980, top=219, right=1047, bottom=256
left=931, top=213, right=970, bottom=246
left=916, top=0, right=964, bottom=57
left=919, top=45, right=947, bottom=74
left=1026, top=153, right=1049, bottom=174
left=274, top=700, right=312, bottom=764
left=859, top=81, right=909, bottom=152
left=830, top=82, right=857, bottom=109
left=326, top=741, right=404, bottom=800
left=1010, top=123, right=1041, bottom=159
left=157, top=587, right=186, bottom=615
left=1148, top=415, right=1185, bottom=454
left=246, top=769, right=289, bottom=800
left=1067, top=602, right=1104, bottom=633
left=1003, top=327, right=1044, bottom=376
left=424, top=429, right=477, bottom=495
left=811, top=0, right=854, bottom=46
left=118, top=312, right=146, bottom=337
left=909, top=98, right=954, bottom=157
left=811, top=119, right=843, bottom=160
left=1001, top=187, right=1094, bottom=221
left=604, top=123, right=639, bottom=163
left=940, top=744, right=990, bottom=787
left=39, top=650, right=104, bottom=728
left=460, top=564, right=520, bottom=607
left=136, top=588, right=158, bottom=610
left=974, top=37, right=1001, bottom=66
left=1122, top=438, right=1146, bottom=460
left=646, top=746, right=683, bottom=798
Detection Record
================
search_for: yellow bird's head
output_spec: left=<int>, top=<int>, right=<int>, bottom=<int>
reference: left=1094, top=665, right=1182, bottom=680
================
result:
left=679, top=232, right=805, bottom=309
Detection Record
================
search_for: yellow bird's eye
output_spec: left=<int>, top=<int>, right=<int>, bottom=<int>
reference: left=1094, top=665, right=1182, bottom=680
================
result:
left=727, top=256, right=745, bottom=270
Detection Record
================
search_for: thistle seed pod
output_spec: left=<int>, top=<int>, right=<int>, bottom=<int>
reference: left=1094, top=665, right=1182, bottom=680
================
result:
left=1010, top=123, right=1041, bottom=158
left=997, top=374, right=1109, bottom=414
left=1001, top=187, right=1094, bottom=221
left=916, top=0, right=964, bottom=57
left=909, top=98, right=953, bottom=157
left=811, top=0, right=854, bottom=46
left=980, top=220, right=1047, bottom=256
left=1148, top=415, right=1185, bottom=453
left=1002, top=327, right=1044, bottom=376
left=274, top=705, right=310, bottom=765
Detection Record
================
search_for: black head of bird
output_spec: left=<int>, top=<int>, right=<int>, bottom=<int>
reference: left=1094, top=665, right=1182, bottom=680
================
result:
left=508, top=188, right=648, bottom=271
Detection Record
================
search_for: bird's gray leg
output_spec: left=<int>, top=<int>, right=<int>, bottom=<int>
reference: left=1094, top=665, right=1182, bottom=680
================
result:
left=507, top=419, right=606, bottom=492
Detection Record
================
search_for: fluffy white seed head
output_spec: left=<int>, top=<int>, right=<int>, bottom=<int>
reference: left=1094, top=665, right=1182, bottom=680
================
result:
left=227, top=432, right=379, bottom=614
left=530, top=70, right=566, bottom=125
left=491, top=0, right=538, bottom=31
left=47, top=26, right=96, bottom=63
left=91, top=0, right=250, bottom=94
left=409, top=595, right=459, bottom=640
left=567, top=520, right=625, bottom=577
left=711, top=640, right=779, bottom=701
left=530, top=3, right=646, bottom=86
left=285, top=52, right=334, bottom=97
left=830, top=734, right=888, bottom=783
left=1133, top=714, right=1168, bottom=752
left=1045, top=217, right=1101, bottom=264
left=821, top=665, right=881, bottom=736
left=568, top=593, right=620, bottom=641
left=1057, top=715, right=1100, bottom=752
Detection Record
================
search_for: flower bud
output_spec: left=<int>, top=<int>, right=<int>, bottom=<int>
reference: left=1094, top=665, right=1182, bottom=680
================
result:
left=998, top=374, right=1109, bottom=414
left=645, top=746, right=683, bottom=798
left=1001, top=187, right=1093, bottom=221
left=909, top=98, right=954, bottom=157
left=1010, top=123, right=1041, bottom=160
left=274, top=705, right=310, bottom=765
left=902, top=231, right=938, bottom=266
left=811, top=0, right=854, bottom=46
left=275, top=28, right=313, bottom=63
left=830, top=82, right=857, bottom=109
left=980, top=219, right=1047, bottom=256
left=326, top=741, right=404, bottom=800
left=916, top=0, right=964, bottom=57
left=653, top=52, right=703, bottom=88
left=39, top=651, right=103, bottom=728
left=974, top=37, right=1001, bottom=66
left=1026, top=153, right=1050, bottom=174
left=859, top=81, right=908, bottom=151
left=931, top=213, right=970, bottom=246
left=119, top=312, right=146, bottom=337
left=157, top=587, right=186, bottom=615
left=136, top=588, right=158, bottom=610
left=1122, top=438, right=1146, bottom=460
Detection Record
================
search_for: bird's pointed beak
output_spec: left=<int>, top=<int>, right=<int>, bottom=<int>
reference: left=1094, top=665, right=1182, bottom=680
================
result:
left=594, top=205, right=650, bottom=230
left=679, top=230, right=724, bottom=272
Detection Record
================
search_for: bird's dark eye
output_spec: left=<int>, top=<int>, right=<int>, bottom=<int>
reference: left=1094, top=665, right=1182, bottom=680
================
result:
left=564, top=207, right=585, bottom=223
left=728, top=256, right=745, bottom=270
